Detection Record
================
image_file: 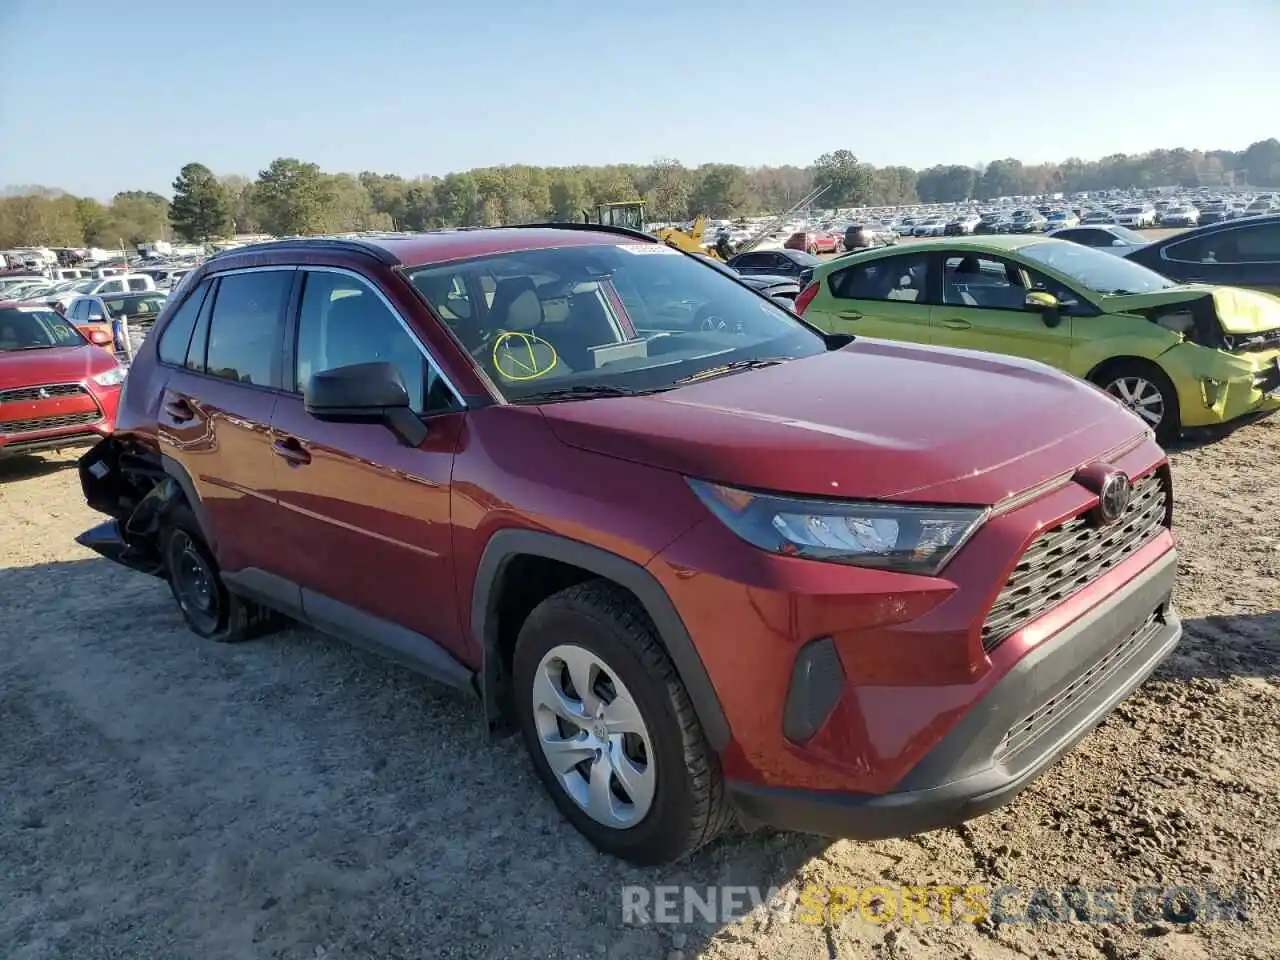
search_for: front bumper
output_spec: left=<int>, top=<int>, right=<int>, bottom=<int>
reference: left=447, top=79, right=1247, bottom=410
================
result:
left=729, top=549, right=1180, bottom=839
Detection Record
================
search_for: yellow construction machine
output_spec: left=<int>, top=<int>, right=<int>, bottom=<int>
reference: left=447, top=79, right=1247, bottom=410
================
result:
left=582, top=182, right=834, bottom=260
left=584, top=201, right=719, bottom=258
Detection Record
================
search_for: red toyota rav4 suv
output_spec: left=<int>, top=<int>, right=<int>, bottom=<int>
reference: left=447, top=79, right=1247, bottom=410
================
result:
left=76, top=225, right=1180, bottom=864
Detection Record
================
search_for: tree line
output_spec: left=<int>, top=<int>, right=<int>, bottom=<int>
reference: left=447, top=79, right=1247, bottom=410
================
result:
left=2, top=139, right=1277, bottom=249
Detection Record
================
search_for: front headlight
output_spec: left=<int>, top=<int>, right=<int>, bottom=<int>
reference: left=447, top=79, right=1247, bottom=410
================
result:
left=92, top=366, right=128, bottom=387
left=687, top=479, right=988, bottom=575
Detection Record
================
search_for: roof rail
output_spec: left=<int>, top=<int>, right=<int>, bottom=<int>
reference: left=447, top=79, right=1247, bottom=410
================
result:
left=499, top=221, right=659, bottom=244
left=210, top=236, right=400, bottom=265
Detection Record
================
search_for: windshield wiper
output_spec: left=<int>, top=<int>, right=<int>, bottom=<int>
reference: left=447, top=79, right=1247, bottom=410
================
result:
left=515, top=384, right=671, bottom=404
left=675, top=357, right=793, bottom=384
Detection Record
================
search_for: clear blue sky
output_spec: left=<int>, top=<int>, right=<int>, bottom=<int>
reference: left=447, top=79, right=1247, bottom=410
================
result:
left=2, top=0, right=1277, bottom=199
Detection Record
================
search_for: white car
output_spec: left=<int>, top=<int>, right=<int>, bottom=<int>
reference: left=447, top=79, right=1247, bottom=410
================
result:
left=912, top=218, right=947, bottom=237
left=1160, top=205, right=1200, bottom=227
left=1115, top=204, right=1157, bottom=228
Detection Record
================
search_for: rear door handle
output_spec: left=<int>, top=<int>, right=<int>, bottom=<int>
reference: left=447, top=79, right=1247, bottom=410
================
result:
left=838, top=311, right=863, bottom=320
left=941, top=318, right=972, bottom=330
left=162, top=397, right=194, bottom=422
left=271, top=437, right=312, bottom=467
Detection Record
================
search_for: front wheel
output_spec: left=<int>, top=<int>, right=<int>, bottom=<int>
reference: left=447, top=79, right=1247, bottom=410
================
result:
left=512, top=581, right=731, bottom=864
left=1096, top=361, right=1180, bottom=444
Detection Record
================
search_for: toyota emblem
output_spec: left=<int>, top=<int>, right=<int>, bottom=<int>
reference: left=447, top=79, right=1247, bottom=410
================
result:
left=1094, top=472, right=1132, bottom=526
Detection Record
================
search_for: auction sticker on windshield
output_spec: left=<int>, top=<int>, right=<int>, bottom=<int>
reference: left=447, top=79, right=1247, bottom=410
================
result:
left=616, top=243, right=678, bottom=255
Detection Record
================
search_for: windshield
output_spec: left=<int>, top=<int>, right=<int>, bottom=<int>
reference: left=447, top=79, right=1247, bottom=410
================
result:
left=404, top=242, right=826, bottom=402
left=1019, top=241, right=1175, bottom=295
left=0, top=306, right=85, bottom=351
left=788, top=251, right=823, bottom=267
left=72, top=279, right=98, bottom=293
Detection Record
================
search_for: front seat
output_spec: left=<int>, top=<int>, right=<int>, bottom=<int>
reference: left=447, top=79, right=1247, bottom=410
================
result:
left=486, top=277, right=563, bottom=380
left=949, top=256, right=982, bottom=307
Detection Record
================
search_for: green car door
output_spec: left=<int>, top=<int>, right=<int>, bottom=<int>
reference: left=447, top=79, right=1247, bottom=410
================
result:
left=804, top=251, right=934, bottom=343
left=930, top=252, right=1076, bottom=368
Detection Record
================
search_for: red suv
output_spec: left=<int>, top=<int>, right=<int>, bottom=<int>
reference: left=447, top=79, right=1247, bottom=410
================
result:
left=0, top=301, right=124, bottom=459
left=76, top=225, right=1180, bottom=864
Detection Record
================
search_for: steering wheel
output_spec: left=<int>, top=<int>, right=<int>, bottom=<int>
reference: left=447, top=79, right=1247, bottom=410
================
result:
left=693, top=303, right=744, bottom=335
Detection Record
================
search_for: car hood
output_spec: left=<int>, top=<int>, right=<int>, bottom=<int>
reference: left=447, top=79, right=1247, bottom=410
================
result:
left=539, top=340, right=1146, bottom=505
left=1102, top=285, right=1280, bottom=333
left=0, top=344, right=116, bottom=389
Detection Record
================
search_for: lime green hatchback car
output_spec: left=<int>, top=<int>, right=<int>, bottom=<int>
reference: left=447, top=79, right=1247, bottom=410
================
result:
left=794, top=236, right=1280, bottom=441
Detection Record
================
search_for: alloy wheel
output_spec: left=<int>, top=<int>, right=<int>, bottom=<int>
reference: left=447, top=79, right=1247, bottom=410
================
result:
left=530, top=643, right=656, bottom=829
left=1106, top=376, right=1165, bottom=427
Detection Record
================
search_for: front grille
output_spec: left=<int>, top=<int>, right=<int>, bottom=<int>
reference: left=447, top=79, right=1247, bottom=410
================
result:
left=0, top=383, right=87, bottom=404
left=996, top=607, right=1163, bottom=759
left=982, top=471, right=1169, bottom=651
left=0, top=411, right=103, bottom=435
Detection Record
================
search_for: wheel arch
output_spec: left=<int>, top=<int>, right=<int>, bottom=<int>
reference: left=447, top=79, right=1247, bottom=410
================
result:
left=471, top=529, right=730, bottom=751
left=1084, top=353, right=1170, bottom=384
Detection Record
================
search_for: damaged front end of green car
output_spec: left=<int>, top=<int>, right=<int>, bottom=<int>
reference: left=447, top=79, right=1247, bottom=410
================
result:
left=1108, top=286, right=1280, bottom=428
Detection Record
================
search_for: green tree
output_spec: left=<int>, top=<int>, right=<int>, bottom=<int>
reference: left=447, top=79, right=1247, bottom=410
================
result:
left=977, top=158, right=1027, bottom=199
left=219, top=174, right=257, bottom=233
left=549, top=171, right=591, bottom=221
left=690, top=164, right=750, bottom=217
left=433, top=172, right=479, bottom=226
left=254, top=158, right=333, bottom=235
left=644, top=159, right=693, bottom=221
left=915, top=165, right=978, bottom=203
left=811, top=150, right=873, bottom=208
left=170, top=163, right=232, bottom=241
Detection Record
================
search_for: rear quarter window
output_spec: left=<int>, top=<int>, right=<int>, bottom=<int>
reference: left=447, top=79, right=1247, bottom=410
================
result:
left=156, top=281, right=211, bottom=366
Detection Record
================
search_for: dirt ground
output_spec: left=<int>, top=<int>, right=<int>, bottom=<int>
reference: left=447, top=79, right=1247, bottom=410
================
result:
left=2, top=413, right=1277, bottom=960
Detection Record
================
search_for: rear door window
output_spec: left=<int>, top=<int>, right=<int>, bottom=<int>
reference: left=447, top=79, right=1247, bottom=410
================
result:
left=127, top=277, right=149, bottom=291
left=201, top=270, right=293, bottom=387
left=830, top=253, right=931, bottom=303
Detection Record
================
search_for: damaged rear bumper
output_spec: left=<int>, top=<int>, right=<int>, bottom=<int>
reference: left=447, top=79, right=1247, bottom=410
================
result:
left=76, top=436, right=176, bottom=577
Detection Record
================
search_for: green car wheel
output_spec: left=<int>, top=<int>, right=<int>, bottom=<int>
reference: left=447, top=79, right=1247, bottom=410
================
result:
left=1094, top=360, right=1180, bottom=443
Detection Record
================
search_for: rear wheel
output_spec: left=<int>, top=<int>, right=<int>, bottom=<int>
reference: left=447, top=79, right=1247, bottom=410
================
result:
left=161, top=504, right=284, bottom=642
left=512, top=581, right=731, bottom=864
left=1094, top=360, right=1180, bottom=444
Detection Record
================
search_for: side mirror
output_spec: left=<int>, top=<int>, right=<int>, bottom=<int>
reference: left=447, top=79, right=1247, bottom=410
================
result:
left=304, top=361, right=427, bottom=447
left=1024, top=290, right=1063, bottom=327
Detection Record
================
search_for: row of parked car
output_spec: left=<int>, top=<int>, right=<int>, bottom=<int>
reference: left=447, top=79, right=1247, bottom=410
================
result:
left=773, top=191, right=1280, bottom=253
left=2, top=210, right=1275, bottom=868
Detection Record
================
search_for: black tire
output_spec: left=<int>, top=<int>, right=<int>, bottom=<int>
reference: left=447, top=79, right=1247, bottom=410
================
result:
left=1092, top=359, right=1181, bottom=444
left=512, top=580, right=732, bottom=864
left=160, top=504, right=284, bottom=642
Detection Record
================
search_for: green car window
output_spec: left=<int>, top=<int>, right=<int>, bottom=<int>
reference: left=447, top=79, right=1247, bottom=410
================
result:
left=831, top=254, right=930, bottom=302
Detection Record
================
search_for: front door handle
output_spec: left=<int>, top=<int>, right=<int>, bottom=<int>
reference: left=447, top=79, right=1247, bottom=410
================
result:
left=271, top=437, right=312, bottom=467
left=838, top=310, right=863, bottom=321
left=162, top=397, right=194, bottom=422
left=941, top=318, right=972, bottom=330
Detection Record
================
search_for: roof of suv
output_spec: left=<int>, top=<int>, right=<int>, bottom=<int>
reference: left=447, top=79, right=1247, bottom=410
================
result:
left=213, top=224, right=658, bottom=270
